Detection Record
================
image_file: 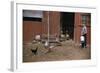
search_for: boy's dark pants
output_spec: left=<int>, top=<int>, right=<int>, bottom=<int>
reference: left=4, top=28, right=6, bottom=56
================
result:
left=81, top=41, right=85, bottom=48
left=83, top=34, right=87, bottom=47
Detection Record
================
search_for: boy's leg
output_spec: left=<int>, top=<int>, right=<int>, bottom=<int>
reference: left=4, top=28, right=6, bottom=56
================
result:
left=84, top=34, right=87, bottom=47
left=81, top=42, right=84, bottom=48
left=83, top=43, right=84, bottom=48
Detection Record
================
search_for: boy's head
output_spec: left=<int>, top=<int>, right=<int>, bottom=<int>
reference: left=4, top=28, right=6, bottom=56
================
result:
left=82, top=24, right=86, bottom=27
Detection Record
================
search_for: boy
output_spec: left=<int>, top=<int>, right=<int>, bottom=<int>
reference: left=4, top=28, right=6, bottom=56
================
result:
left=81, top=24, right=87, bottom=48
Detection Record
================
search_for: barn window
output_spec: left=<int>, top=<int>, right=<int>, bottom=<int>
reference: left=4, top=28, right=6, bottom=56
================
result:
left=81, top=13, right=91, bottom=25
left=82, top=15, right=87, bottom=25
left=23, top=10, right=43, bottom=22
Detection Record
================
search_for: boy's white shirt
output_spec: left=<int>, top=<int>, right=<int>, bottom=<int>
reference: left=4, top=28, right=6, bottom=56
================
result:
left=80, top=36, right=85, bottom=41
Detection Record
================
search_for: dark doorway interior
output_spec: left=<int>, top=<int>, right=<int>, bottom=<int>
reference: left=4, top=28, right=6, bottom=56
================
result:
left=60, top=12, right=75, bottom=39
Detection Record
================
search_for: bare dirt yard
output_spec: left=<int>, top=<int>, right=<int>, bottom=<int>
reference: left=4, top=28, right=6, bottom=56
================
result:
left=23, top=40, right=91, bottom=62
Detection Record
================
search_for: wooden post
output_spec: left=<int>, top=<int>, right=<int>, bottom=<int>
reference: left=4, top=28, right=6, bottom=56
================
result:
left=47, top=11, right=50, bottom=44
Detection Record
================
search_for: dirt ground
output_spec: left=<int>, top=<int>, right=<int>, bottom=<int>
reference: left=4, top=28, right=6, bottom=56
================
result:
left=23, top=40, right=91, bottom=62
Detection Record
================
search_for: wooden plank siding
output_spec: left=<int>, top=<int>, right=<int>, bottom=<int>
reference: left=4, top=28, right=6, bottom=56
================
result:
left=23, top=11, right=91, bottom=47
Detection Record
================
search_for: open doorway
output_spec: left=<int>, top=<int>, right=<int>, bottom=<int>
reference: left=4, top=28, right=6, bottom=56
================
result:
left=60, top=12, right=75, bottom=40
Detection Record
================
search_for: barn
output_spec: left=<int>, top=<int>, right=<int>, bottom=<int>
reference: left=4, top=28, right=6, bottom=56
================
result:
left=23, top=10, right=91, bottom=47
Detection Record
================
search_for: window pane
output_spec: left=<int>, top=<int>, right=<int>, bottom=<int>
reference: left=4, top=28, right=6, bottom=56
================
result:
left=82, top=15, right=87, bottom=25
left=23, top=10, right=43, bottom=22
